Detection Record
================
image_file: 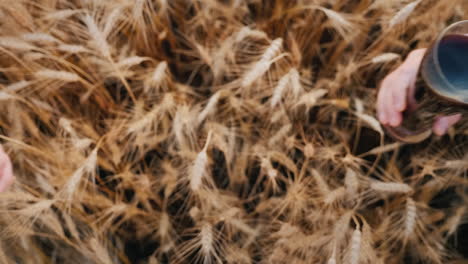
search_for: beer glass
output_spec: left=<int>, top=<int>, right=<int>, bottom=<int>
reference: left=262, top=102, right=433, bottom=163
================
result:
left=384, top=20, right=468, bottom=143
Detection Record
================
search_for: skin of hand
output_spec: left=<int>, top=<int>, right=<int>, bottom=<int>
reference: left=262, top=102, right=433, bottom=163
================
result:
left=377, top=48, right=462, bottom=136
left=0, top=145, right=14, bottom=192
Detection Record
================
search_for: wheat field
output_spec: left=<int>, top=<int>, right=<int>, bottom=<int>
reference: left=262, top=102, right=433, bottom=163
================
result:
left=0, top=0, right=467, bottom=263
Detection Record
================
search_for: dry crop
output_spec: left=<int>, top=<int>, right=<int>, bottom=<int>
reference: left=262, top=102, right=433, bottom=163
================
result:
left=0, top=0, right=467, bottom=263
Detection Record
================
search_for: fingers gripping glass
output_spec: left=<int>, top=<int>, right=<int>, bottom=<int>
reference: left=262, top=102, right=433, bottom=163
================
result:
left=384, top=20, right=468, bottom=143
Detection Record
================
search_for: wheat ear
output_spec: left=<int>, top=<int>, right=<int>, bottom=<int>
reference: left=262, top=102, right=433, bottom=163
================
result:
left=241, top=38, right=283, bottom=87
left=189, top=131, right=213, bottom=192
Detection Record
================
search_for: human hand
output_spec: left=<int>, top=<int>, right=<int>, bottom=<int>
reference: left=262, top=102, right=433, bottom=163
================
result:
left=376, top=48, right=461, bottom=136
left=0, top=145, right=14, bottom=192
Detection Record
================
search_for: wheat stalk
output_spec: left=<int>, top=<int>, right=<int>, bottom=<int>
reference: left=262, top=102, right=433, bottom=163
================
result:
left=22, top=33, right=58, bottom=43
left=389, top=0, right=422, bottom=27
left=404, top=198, right=417, bottom=239
left=443, top=206, right=466, bottom=237
left=117, top=56, right=147, bottom=68
left=83, top=14, right=111, bottom=58
left=316, top=6, right=355, bottom=38
left=355, top=113, right=383, bottom=135
left=133, top=0, right=146, bottom=19
left=289, top=69, right=302, bottom=99
left=59, top=118, right=78, bottom=137
left=44, top=9, right=80, bottom=20
left=241, top=38, right=283, bottom=87
left=127, top=106, right=160, bottom=135
left=189, top=131, right=213, bottom=192
left=102, top=7, right=122, bottom=38
left=294, top=89, right=328, bottom=112
left=200, top=223, right=214, bottom=257
left=361, top=142, right=402, bottom=156
left=268, top=124, right=291, bottom=146
left=35, top=70, right=80, bottom=82
left=57, top=44, right=90, bottom=54
left=198, top=91, right=222, bottom=125
left=271, top=72, right=291, bottom=108
left=60, top=147, right=98, bottom=202
left=0, top=91, right=16, bottom=101
left=89, top=238, right=114, bottom=264
left=311, top=168, right=331, bottom=195
left=370, top=181, right=413, bottom=194
left=235, top=26, right=267, bottom=43
left=0, top=37, right=36, bottom=51
left=145, top=61, right=168, bottom=92
left=371, top=53, right=400, bottom=64
left=324, top=187, right=346, bottom=205
left=345, top=168, right=359, bottom=199
left=17, top=199, right=54, bottom=218
left=304, top=143, right=315, bottom=158
left=6, top=80, right=31, bottom=92
left=348, top=228, right=361, bottom=264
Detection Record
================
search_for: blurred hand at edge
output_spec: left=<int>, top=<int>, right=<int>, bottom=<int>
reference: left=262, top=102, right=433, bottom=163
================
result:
left=376, top=48, right=462, bottom=136
left=0, top=145, right=14, bottom=192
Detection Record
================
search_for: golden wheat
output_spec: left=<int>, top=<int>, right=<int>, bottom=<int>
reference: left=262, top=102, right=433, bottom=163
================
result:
left=0, top=0, right=466, bottom=263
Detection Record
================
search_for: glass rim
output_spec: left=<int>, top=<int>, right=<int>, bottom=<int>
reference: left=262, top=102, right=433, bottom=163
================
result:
left=431, top=20, right=468, bottom=102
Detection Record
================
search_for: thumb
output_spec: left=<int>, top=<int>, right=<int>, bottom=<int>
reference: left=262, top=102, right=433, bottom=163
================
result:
left=433, top=114, right=462, bottom=136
